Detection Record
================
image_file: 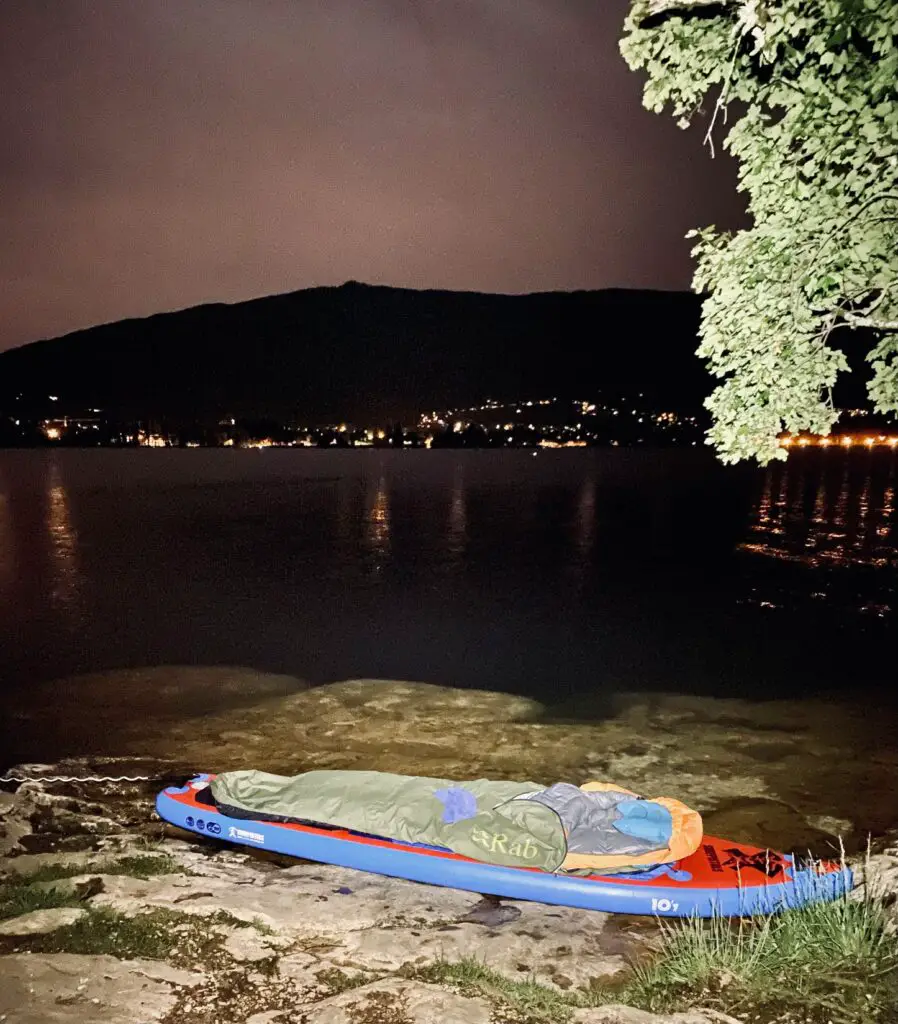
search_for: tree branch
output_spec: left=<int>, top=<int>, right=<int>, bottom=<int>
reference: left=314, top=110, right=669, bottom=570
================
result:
left=843, top=314, right=898, bottom=331
left=642, top=0, right=734, bottom=15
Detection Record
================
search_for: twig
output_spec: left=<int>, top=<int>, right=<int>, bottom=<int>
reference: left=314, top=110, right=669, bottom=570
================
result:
left=704, top=31, right=743, bottom=158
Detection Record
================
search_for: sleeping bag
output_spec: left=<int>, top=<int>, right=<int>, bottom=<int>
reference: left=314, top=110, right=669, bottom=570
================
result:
left=210, top=770, right=702, bottom=873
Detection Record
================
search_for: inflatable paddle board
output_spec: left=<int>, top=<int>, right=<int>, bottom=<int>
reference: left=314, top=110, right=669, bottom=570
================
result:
left=156, top=775, right=852, bottom=917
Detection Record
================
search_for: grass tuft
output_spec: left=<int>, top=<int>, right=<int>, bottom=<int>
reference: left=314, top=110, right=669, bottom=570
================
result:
left=407, top=957, right=595, bottom=1022
left=33, top=907, right=184, bottom=959
left=406, top=861, right=898, bottom=1024
left=0, top=880, right=84, bottom=921
left=315, top=966, right=374, bottom=996
left=13, top=906, right=267, bottom=965
left=0, top=854, right=181, bottom=923
left=624, top=882, right=898, bottom=1023
left=16, top=853, right=180, bottom=883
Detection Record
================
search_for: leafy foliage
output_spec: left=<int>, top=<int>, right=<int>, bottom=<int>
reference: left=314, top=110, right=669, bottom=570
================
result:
left=621, top=0, right=898, bottom=463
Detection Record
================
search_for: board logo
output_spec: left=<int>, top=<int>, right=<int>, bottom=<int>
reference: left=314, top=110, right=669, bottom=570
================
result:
left=651, top=897, right=679, bottom=913
left=207, top=821, right=222, bottom=835
left=703, top=844, right=724, bottom=873
left=185, top=816, right=195, bottom=828
left=722, top=847, right=785, bottom=878
left=228, top=826, right=265, bottom=845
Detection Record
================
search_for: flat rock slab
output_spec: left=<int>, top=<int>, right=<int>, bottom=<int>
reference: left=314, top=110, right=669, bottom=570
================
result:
left=335, top=905, right=638, bottom=990
left=0, top=953, right=201, bottom=1024
left=573, top=1007, right=743, bottom=1024
left=302, top=978, right=493, bottom=1024
left=85, top=854, right=646, bottom=989
left=0, top=791, right=17, bottom=818
left=0, top=907, right=86, bottom=936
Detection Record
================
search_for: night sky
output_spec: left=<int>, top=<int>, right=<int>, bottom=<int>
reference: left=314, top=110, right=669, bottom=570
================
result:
left=0, top=0, right=747, bottom=354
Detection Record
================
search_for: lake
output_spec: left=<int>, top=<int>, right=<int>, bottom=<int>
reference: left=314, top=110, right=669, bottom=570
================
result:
left=0, top=447, right=894, bottom=708
left=2, top=447, right=896, bottom=847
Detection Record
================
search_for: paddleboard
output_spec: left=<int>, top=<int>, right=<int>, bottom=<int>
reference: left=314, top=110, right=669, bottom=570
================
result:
left=156, top=775, right=852, bottom=917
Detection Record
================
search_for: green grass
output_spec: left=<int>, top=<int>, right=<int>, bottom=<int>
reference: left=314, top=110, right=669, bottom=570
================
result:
left=315, top=966, right=375, bottom=996
left=406, top=958, right=598, bottom=1023
left=18, top=906, right=254, bottom=966
left=15, top=853, right=180, bottom=883
left=0, top=880, right=85, bottom=921
left=0, top=851, right=180, bottom=925
left=33, top=907, right=186, bottom=959
left=406, top=873, right=898, bottom=1024
left=624, top=887, right=898, bottom=1023
left=0, top=854, right=180, bottom=922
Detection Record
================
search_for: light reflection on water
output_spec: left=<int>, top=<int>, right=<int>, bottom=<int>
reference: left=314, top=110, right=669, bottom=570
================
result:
left=743, top=453, right=897, bottom=569
left=364, top=475, right=391, bottom=573
left=0, top=449, right=893, bottom=700
left=45, top=463, right=81, bottom=612
left=446, top=464, right=468, bottom=568
left=575, top=474, right=596, bottom=560
left=740, top=451, right=897, bottom=617
left=0, top=458, right=83, bottom=619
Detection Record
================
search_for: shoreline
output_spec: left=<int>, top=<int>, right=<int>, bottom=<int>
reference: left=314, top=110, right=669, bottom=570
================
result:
left=1, top=762, right=896, bottom=1024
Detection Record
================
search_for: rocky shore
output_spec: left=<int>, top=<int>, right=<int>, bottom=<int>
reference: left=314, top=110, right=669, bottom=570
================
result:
left=0, top=767, right=726, bottom=1024
left=2, top=673, right=897, bottom=1023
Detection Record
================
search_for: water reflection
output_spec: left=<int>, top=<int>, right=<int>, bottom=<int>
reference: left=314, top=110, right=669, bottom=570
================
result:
left=831, top=462, right=850, bottom=546
left=880, top=471, right=895, bottom=541
left=446, top=464, right=468, bottom=568
left=741, top=451, right=898, bottom=615
left=576, top=475, right=596, bottom=557
left=45, top=463, right=82, bottom=611
left=333, top=477, right=354, bottom=548
left=0, top=478, right=13, bottom=602
left=566, top=474, right=597, bottom=583
left=364, top=475, right=391, bottom=573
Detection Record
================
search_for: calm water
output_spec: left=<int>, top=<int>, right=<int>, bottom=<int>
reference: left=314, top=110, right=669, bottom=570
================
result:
left=0, top=448, right=895, bottom=709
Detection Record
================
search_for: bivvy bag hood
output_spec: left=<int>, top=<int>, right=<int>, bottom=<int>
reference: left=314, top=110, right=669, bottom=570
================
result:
left=210, top=770, right=702, bottom=873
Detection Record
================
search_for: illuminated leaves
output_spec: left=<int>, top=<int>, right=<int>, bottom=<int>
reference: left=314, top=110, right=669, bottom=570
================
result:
left=621, top=0, right=898, bottom=463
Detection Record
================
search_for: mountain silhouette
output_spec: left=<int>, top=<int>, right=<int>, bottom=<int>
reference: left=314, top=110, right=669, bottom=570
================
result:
left=0, top=282, right=706, bottom=421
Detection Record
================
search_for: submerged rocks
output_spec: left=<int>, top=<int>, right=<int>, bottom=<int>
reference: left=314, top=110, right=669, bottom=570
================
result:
left=6, top=672, right=898, bottom=853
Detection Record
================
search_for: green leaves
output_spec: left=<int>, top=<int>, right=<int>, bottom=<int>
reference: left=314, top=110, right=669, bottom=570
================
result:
left=621, top=0, right=898, bottom=463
